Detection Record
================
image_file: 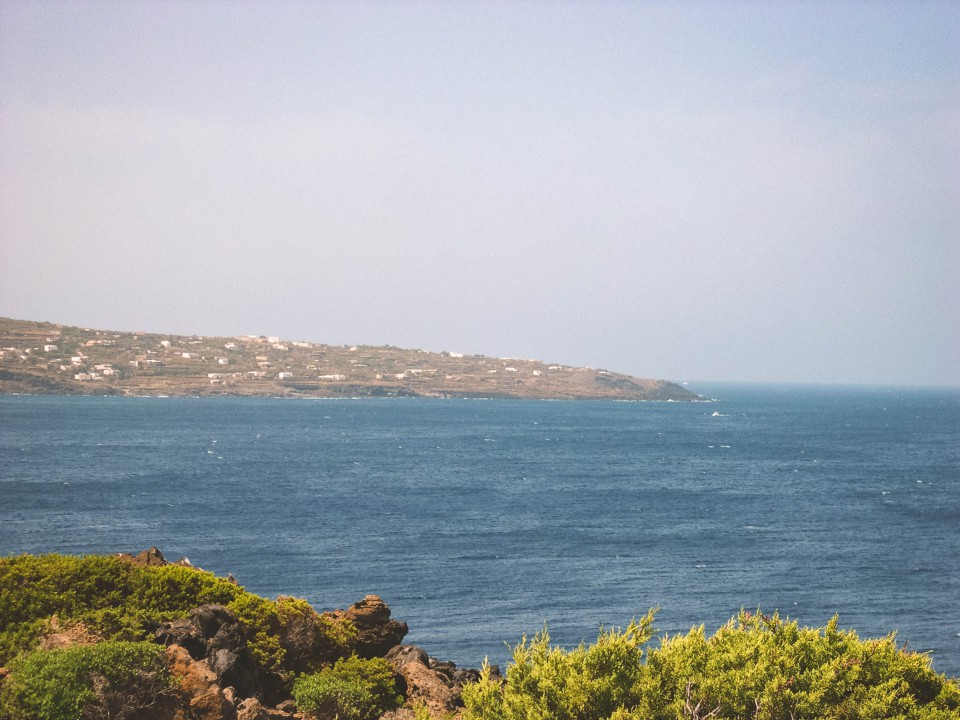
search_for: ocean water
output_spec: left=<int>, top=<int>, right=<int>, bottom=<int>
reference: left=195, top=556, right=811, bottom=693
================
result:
left=1, top=384, right=958, bottom=676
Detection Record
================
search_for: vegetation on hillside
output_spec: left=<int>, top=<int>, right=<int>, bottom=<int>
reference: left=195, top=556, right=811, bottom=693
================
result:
left=292, top=656, right=403, bottom=720
left=2, top=642, right=169, bottom=720
left=462, top=610, right=960, bottom=720
left=0, top=316, right=699, bottom=400
left=0, top=553, right=353, bottom=676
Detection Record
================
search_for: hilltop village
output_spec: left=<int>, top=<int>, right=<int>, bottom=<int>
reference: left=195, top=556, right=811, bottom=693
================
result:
left=0, top=317, right=699, bottom=401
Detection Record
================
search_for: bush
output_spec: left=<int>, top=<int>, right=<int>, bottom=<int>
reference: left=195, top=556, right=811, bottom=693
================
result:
left=293, top=655, right=403, bottom=720
left=0, top=641, right=169, bottom=720
left=0, top=553, right=343, bottom=677
left=462, top=610, right=960, bottom=720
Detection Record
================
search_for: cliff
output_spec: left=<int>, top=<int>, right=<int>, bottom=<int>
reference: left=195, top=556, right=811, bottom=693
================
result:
left=0, top=317, right=700, bottom=401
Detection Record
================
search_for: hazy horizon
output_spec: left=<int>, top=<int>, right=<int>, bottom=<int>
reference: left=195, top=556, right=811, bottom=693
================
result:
left=2, top=1, right=958, bottom=387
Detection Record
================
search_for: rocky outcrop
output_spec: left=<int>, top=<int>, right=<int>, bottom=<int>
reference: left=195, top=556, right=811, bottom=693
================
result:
left=155, top=604, right=266, bottom=701
left=117, top=546, right=196, bottom=568
left=166, top=644, right=236, bottom=720
left=385, top=644, right=497, bottom=717
left=333, top=594, right=409, bottom=659
left=7, top=547, right=487, bottom=720
left=275, top=597, right=348, bottom=675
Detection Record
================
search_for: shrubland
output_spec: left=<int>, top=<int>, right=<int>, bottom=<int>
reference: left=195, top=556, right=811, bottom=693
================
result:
left=462, top=610, right=960, bottom=720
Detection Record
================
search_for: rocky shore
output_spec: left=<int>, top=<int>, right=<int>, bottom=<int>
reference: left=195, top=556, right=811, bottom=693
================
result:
left=0, top=548, right=492, bottom=720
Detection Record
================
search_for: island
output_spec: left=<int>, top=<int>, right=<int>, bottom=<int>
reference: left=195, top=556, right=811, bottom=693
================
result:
left=0, top=317, right=700, bottom=401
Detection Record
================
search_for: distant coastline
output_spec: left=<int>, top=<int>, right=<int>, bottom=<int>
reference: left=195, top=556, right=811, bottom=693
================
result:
left=0, top=317, right=700, bottom=402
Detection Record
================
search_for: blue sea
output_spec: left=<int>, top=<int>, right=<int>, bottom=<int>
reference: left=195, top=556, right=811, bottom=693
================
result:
left=1, top=384, right=958, bottom=676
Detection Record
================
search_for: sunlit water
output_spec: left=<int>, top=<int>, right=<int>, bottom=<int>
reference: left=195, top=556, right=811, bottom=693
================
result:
left=1, top=384, right=958, bottom=675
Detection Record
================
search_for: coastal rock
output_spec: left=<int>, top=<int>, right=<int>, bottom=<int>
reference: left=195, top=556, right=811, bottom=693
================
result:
left=385, top=645, right=459, bottom=716
left=166, top=644, right=233, bottom=720
left=277, top=596, right=347, bottom=673
left=337, top=594, right=408, bottom=659
left=117, top=546, right=168, bottom=566
left=156, top=604, right=261, bottom=699
left=116, top=546, right=196, bottom=568
left=236, top=697, right=270, bottom=720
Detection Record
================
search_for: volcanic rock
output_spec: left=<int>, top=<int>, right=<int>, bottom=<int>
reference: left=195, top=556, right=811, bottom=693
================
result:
left=156, top=604, right=261, bottom=699
left=166, top=644, right=233, bottom=720
left=336, top=594, right=408, bottom=658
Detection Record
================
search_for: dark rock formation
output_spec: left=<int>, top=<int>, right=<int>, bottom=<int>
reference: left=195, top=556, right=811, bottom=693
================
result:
left=275, top=597, right=349, bottom=675
left=155, top=604, right=262, bottom=700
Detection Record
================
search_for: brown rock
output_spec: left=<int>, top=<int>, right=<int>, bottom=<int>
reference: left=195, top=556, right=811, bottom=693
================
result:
left=156, top=604, right=262, bottom=699
left=117, top=546, right=168, bottom=566
left=165, top=645, right=233, bottom=720
left=385, top=645, right=459, bottom=717
left=379, top=710, right=418, bottom=720
left=236, top=697, right=269, bottom=720
left=346, top=594, right=392, bottom=626
left=337, top=595, right=408, bottom=659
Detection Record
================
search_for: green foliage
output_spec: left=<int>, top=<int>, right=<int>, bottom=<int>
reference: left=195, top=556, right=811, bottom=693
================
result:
left=0, top=641, right=169, bottom=720
left=462, top=610, right=960, bottom=720
left=0, top=553, right=345, bottom=678
left=0, top=554, right=237, bottom=664
left=292, top=655, right=403, bottom=720
left=463, top=611, right=655, bottom=720
left=225, top=590, right=285, bottom=673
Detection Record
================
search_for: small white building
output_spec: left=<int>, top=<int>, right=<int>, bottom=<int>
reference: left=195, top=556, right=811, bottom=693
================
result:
left=278, top=372, right=293, bottom=380
left=43, top=344, right=58, bottom=352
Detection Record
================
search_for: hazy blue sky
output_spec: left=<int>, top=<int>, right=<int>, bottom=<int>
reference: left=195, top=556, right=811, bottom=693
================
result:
left=2, top=1, right=957, bottom=386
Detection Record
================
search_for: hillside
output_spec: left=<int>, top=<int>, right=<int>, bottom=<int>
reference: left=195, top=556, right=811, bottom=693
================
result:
left=0, top=317, right=700, bottom=401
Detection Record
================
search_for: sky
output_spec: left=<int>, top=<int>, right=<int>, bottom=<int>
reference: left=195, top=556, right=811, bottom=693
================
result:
left=1, top=1, right=958, bottom=386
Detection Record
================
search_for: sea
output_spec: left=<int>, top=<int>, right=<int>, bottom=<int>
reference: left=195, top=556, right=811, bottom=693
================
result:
left=1, top=384, right=958, bottom=677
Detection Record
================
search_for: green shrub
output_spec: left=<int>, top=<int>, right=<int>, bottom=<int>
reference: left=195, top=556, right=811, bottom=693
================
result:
left=463, top=610, right=655, bottom=720
left=0, top=553, right=348, bottom=678
left=462, top=610, right=960, bottom=720
left=293, top=655, right=403, bottom=720
left=0, top=641, right=169, bottom=720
